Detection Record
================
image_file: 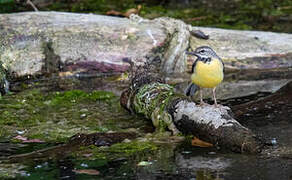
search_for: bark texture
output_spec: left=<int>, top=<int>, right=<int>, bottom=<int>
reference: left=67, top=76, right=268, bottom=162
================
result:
left=120, top=69, right=264, bottom=153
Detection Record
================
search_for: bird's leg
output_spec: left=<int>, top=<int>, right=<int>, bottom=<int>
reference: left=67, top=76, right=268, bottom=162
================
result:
left=212, top=87, right=218, bottom=107
left=199, top=88, right=205, bottom=105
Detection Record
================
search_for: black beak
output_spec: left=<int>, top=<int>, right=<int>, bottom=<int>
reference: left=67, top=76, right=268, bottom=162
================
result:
left=185, top=51, right=199, bottom=57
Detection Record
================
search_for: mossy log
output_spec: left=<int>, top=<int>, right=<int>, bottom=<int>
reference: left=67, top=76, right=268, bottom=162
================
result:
left=120, top=71, right=264, bottom=153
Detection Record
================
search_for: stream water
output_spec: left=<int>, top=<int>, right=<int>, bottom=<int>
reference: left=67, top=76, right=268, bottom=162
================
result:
left=0, top=73, right=291, bottom=180
left=0, top=0, right=292, bottom=178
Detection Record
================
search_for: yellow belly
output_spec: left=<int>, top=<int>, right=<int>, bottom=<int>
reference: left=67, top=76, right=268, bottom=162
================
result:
left=191, top=59, right=224, bottom=88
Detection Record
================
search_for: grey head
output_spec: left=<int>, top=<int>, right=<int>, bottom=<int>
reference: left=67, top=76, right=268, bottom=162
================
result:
left=186, top=46, right=220, bottom=62
left=186, top=46, right=223, bottom=73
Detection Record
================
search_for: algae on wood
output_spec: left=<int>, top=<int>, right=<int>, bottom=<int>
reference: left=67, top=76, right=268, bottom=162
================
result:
left=120, top=69, right=264, bottom=153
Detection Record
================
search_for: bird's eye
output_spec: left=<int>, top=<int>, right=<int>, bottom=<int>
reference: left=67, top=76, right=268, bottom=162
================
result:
left=199, top=49, right=205, bottom=53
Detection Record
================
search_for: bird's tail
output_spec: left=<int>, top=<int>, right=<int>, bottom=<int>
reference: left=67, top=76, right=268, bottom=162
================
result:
left=185, top=83, right=198, bottom=96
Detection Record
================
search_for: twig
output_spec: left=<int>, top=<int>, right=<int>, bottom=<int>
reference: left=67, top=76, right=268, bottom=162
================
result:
left=26, top=0, right=39, bottom=11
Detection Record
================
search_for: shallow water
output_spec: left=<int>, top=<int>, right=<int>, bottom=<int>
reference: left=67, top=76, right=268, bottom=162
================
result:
left=0, top=78, right=291, bottom=180
left=1, top=0, right=292, bottom=178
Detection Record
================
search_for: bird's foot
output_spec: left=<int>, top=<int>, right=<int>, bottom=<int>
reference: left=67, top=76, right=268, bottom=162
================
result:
left=199, top=101, right=209, bottom=106
left=213, top=103, right=227, bottom=113
left=214, top=103, right=219, bottom=108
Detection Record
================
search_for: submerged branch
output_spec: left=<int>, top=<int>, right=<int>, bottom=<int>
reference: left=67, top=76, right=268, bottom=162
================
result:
left=4, top=132, right=136, bottom=163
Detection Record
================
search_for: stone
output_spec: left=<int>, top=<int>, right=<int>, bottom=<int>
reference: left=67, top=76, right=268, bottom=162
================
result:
left=0, top=12, right=167, bottom=77
left=189, top=27, right=292, bottom=70
left=2, top=12, right=292, bottom=79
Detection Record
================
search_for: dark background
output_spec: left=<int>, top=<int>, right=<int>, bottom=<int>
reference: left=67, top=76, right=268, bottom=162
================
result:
left=1, top=0, right=292, bottom=32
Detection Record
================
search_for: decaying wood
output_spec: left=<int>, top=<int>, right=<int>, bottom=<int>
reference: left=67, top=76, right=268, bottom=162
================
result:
left=4, top=132, right=136, bottom=163
left=120, top=69, right=264, bottom=153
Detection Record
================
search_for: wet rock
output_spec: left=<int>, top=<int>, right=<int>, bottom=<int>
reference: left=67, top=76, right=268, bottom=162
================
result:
left=189, top=27, right=292, bottom=71
left=0, top=12, right=167, bottom=77
left=1, top=12, right=292, bottom=80
left=177, top=79, right=291, bottom=101
left=153, top=16, right=190, bottom=73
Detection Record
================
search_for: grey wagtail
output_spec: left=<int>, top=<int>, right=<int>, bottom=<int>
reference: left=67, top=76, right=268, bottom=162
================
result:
left=185, top=46, right=224, bottom=107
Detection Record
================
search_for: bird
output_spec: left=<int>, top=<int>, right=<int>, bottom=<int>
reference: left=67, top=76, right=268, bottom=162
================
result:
left=185, top=46, right=224, bottom=107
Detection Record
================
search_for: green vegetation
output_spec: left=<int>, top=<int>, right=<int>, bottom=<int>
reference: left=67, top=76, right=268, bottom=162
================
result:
left=139, top=0, right=292, bottom=32
left=0, top=89, right=144, bottom=142
left=81, top=141, right=158, bottom=160
left=0, top=0, right=17, bottom=13
left=134, top=83, right=173, bottom=118
left=49, top=90, right=115, bottom=106
left=134, top=83, right=175, bottom=132
left=1, top=0, right=291, bottom=32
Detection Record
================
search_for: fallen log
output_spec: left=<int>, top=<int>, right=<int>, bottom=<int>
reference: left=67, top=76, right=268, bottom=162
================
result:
left=120, top=68, right=264, bottom=153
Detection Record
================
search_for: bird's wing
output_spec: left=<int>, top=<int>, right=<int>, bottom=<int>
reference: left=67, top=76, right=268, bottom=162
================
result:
left=185, top=83, right=199, bottom=96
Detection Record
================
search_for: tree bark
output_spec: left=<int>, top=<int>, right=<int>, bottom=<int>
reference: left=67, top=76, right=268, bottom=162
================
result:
left=120, top=69, right=264, bottom=153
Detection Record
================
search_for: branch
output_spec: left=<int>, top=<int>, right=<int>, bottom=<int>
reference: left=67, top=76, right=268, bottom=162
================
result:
left=120, top=69, right=265, bottom=153
left=26, top=0, right=38, bottom=11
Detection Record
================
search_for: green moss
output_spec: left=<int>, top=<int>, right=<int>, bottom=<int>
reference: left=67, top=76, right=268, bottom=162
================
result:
left=141, top=1, right=292, bottom=32
left=157, top=117, right=168, bottom=132
left=140, top=5, right=167, bottom=18
left=134, top=83, right=176, bottom=133
left=49, top=90, right=115, bottom=106
left=106, top=141, right=157, bottom=154
left=0, top=163, right=26, bottom=179
left=69, top=0, right=136, bottom=14
left=134, top=82, right=174, bottom=119
left=0, top=0, right=18, bottom=13
left=0, top=88, right=143, bottom=142
left=76, top=141, right=158, bottom=161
